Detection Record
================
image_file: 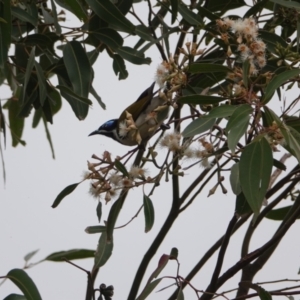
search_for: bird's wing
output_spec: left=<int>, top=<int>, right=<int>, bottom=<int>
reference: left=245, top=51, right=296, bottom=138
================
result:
left=119, top=82, right=156, bottom=121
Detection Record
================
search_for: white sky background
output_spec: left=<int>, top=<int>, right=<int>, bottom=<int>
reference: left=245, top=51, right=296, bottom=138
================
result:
left=1, top=2, right=300, bottom=300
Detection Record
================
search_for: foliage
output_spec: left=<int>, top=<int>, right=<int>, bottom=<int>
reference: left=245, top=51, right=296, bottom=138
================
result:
left=2, top=0, right=300, bottom=299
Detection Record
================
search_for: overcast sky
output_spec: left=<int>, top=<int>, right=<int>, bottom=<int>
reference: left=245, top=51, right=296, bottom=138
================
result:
left=1, top=2, right=300, bottom=300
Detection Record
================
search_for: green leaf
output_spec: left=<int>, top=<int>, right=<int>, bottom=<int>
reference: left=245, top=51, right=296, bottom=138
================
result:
left=227, top=114, right=250, bottom=153
left=258, top=287, right=272, bottom=300
left=182, top=117, right=215, bottom=137
left=189, top=63, right=231, bottom=73
left=11, top=7, right=37, bottom=26
left=114, top=159, right=129, bottom=176
left=86, top=0, right=135, bottom=34
left=136, top=278, right=162, bottom=300
left=3, top=294, right=27, bottom=300
left=7, top=98, right=26, bottom=147
left=42, top=117, right=55, bottom=158
left=265, top=206, right=298, bottom=221
left=24, top=249, right=39, bottom=263
left=135, top=25, right=156, bottom=42
left=90, top=28, right=123, bottom=50
left=144, top=195, right=155, bottom=233
left=116, top=46, right=151, bottom=65
left=235, top=192, right=252, bottom=216
left=55, top=0, right=87, bottom=21
left=239, top=137, right=273, bottom=214
left=85, top=225, right=107, bottom=234
left=177, top=288, right=185, bottom=300
left=56, top=85, right=92, bottom=105
left=22, top=47, right=35, bottom=103
left=93, top=231, right=113, bottom=269
left=45, top=249, right=95, bottom=261
left=270, top=0, right=300, bottom=8
left=179, top=95, right=226, bottom=105
left=90, top=85, right=106, bottom=109
left=6, top=269, right=42, bottom=300
left=273, top=158, right=286, bottom=171
left=96, top=201, right=102, bottom=223
left=170, top=0, right=178, bottom=23
left=230, top=163, right=241, bottom=195
left=226, top=104, right=253, bottom=133
left=244, top=0, right=268, bottom=18
left=106, top=194, right=125, bottom=242
left=262, top=69, right=300, bottom=104
left=178, top=4, right=203, bottom=26
left=57, top=81, right=89, bottom=120
left=113, top=54, right=128, bottom=80
left=207, top=105, right=237, bottom=118
left=50, top=0, right=62, bottom=35
left=51, top=182, right=80, bottom=208
left=34, top=62, right=47, bottom=106
left=63, top=41, right=92, bottom=98
left=0, top=0, right=11, bottom=69
left=282, top=126, right=300, bottom=164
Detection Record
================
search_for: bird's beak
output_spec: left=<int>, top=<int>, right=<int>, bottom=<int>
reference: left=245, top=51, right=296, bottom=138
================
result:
left=88, top=130, right=100, bottom=137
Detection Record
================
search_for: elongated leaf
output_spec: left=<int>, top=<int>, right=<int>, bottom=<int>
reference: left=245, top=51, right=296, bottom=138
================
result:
left=56, top=85, right=92, bottom=105
left=51, top=182, right=80, bottom=208
left=11, top=7, right=37, bottom=26
left=90, top=85, right=106, bottom=109
left=189, top=63, right=231, bottom=73
left=170, top=0, right=178, bottom=23
left=7, top=98, right=26, bottom=147
left=113, top=54, right=128, bottom=80
left=230, top=162, right=241, bottom=195
left=239, top=137, right=273, bottom=214
left=116, top=46, right=151, bottom=65
left=3, top=294, right=26, bottom=300
left=90, top=28, right=123, bottom=50
left=42, top=116, right=55, bottom=158
left=55, top=0, right=87, bottom=21
left=227, top=114, right=250, bottom=153
left=244, top=0, right=268, bottom=18
left=262, top=69, right=300, bottom=104
left=114, top=159, right=129, bottom=177
left=182, top=117, right=215, bottom=137
left=34, top=61, right=47, bottom=106
left=135, top=25, right=156, bottom=42
left=136, top=278, right=162, bottom=300
left=50, top=0, right=61, bottom=35
left=6, top=269, right=42, bottom=300
left=265, top=206, right=296, bottom=220
left=207, top=105, right=237, bottom=118
left=57, top=81, right=89, bottom=120
left=282, top=126, right=300, bottom=164
left=22, top=47, right=35, bottom=103
left=147, top=253, right=170, bottom=284
left=63, top=41, right=92, bottom=98
left=86, top=0, right=135, bottom=34
left=24, top=249, right=39, bottom=263
left=270, top=0, right=300, bottom=8
left=177, top=288, right=185, bottom=300
left=144, top=195, right=155, bottom=232
left=179, top=95, right=226, bottom=105
left=93, top=231, right=113, bottom=269
left=178, top=4, right=203, bottom=26
left=235, top=192, right=252, bottom=216
left=96, top=201, right=102, bottom=223
left=226, top=104, right=252, bottom=132
left=85, top=225, right=107, bottom=234
left=106, top=194, right=126, bottom=242
left=0, top=0, right=11, bottom=69
left=45, top=249, right=94, bottom=261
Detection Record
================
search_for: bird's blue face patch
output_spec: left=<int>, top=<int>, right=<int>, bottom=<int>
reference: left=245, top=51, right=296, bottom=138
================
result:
left=99, top=119, right=117, bottom=131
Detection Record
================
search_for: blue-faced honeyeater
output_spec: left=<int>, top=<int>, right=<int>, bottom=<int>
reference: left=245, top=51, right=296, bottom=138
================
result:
left=89, top=83, right=169, bottom=146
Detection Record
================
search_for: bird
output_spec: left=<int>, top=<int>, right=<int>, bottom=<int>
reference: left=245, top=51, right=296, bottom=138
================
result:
left=89, top=83, right=169, bottom=146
